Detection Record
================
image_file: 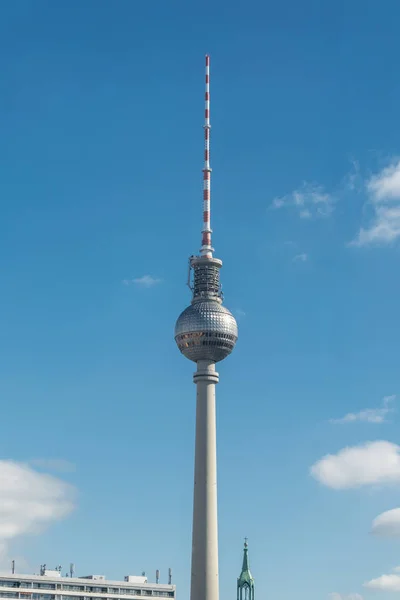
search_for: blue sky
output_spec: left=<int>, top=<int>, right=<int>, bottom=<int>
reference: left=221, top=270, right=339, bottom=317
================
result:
left=2, top=1, right=400, bottom=600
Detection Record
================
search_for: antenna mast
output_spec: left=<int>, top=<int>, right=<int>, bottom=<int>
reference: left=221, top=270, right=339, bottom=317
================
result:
left=200, top=54, right=213, bottom=258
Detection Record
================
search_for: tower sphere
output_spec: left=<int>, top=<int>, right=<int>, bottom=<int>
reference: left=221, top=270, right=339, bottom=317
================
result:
left=175, top=300, right=238, bottom=363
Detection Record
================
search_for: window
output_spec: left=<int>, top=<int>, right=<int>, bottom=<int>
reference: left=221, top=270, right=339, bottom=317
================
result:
left=0, top=592, right=18, bottom=598
left=36, top=585, right=55, bottom=591
left=62, top=587, right=84, bottom=593
left=0, top=583, right=19, bottom=588
left=241, top=586, right=249, bottom=600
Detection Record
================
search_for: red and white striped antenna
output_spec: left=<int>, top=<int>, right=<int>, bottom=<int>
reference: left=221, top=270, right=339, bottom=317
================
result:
left=200, top=54, right=213, bottom=258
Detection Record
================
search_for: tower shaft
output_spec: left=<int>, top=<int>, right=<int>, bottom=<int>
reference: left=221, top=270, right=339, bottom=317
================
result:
left=190, top=360, right=219, bottom=600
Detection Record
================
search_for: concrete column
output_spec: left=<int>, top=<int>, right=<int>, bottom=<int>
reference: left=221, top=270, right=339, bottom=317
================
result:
left=190, top=359, right=220, bottom=600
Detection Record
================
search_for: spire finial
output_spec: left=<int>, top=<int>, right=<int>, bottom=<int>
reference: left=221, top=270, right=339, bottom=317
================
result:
left=237, top=537, right=255, bottom=598
left=241, top=538, right=249, bottom=573
left=200, top=54, right=213, bottom=258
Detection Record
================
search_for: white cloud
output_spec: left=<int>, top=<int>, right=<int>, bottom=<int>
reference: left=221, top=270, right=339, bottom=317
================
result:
left=0, top=460, right=75, bottom=556
left=123, top=275, right=162, bottom=288
left=353, top=206, right=400, bottom=246
left=329, top=594, right=363, bottom=600
left=371, top=508, right=400, bottom=537
left=364, top=574, right=400, bottom=592
left=368, top=160, right=400, bottom=201
left=330, top=395, right=395, bottom=425
left=310, top=440, right=400, bottom=489
left=352, top=159, right=400, bottom=245
left=363, top=564, right=400, bottom=592
left=292, top=253, right=308, bottom=262
left=271, top=182, right=333, bottom=219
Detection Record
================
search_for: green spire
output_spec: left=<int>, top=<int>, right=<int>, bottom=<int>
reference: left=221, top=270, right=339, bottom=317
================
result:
left=237, top=539, right=255, bottom=600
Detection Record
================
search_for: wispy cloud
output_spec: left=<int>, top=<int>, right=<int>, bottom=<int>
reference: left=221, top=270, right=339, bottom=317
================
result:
left=0, top=460, right=75, bottom=559
left=310, top=440, right=400, bottom=489
left=329, top=593, right=363, bottom=600
left=271, top=182, right=334, bottom=219
left=123, top=275, right=162, bottom=288
left=342, top=159, right=362, bottom=193
left=329, top=395, right=395, bottom=424
left=292, top=252, right=308, bottom=262
left=269, top=158, right=400, bottom=246
left=351, top=159, right=400, bottom=245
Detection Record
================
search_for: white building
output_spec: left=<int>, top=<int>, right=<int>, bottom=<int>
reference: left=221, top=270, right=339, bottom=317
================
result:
left=0, top=571, right=176, bottom=600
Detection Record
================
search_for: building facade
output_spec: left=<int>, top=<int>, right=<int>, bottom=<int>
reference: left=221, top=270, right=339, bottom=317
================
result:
left=0, top=572, right=176, bottom=600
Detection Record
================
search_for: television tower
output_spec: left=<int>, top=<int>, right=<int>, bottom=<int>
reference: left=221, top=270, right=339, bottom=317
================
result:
left=175, top=55, right=238, bottom=600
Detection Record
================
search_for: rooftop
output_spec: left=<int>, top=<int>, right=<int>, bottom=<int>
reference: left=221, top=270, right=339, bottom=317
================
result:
left=0, top=573, right=174, bottom=590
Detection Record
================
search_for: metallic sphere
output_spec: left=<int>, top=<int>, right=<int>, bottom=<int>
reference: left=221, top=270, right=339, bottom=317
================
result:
left=175, top=300, right=238, bottom=363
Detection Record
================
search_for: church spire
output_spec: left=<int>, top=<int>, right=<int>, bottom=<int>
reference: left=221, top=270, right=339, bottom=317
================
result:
left=237, top=539, right=255, bottom=600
